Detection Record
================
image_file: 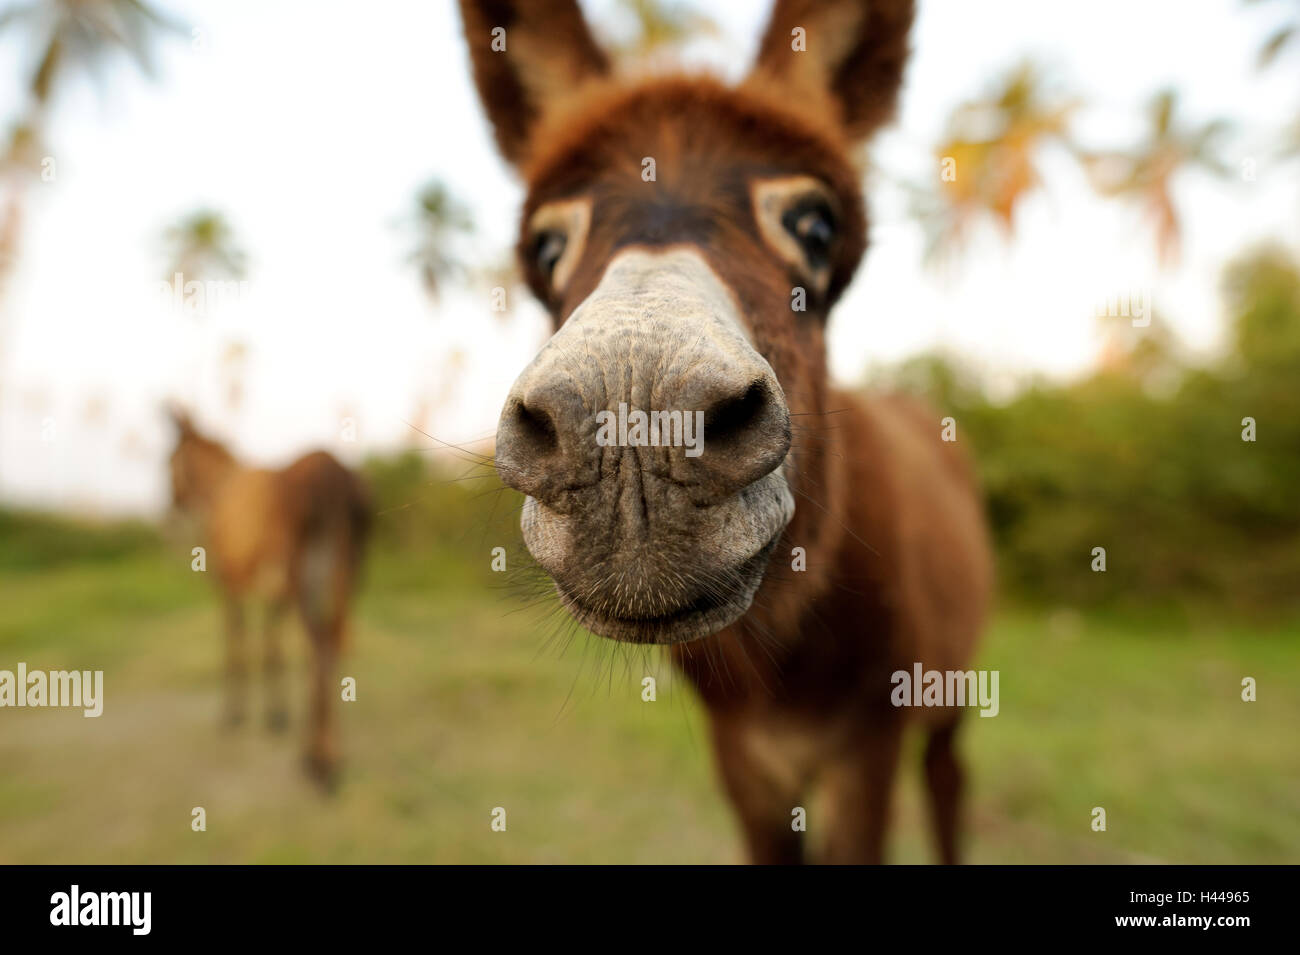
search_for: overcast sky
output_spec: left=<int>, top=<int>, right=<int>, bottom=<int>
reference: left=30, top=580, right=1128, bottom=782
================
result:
left=0, top=0, right=1296, bottom=513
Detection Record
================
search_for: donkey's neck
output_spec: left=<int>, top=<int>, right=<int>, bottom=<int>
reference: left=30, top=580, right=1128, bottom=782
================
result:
left=184, top=439, right=241, bottom=515
left=669, top=384, right=856, bottom=701
left=764, top=382, right=851, bottom=635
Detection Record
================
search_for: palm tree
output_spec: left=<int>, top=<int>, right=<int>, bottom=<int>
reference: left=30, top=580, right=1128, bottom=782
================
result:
left=404, top=179, right=474, bottom=302
left=0, top=120, right=41, bottom=248
left=1, top=0, right=183, bottom=108
left=0, top=123, right=40, bottom=298
left=0, top=0, right=183, bottom=301
left=0, top=1, right=182, bottom=490
left=1250, top=0, right=1299, bottom=68
left=161, top=208, right=247, bottom=283
left=1080, top=89, right=1231, bottom=265
left=1248, top=0, right=1300, bottom=158
left=158, top=208, right=247, bottom=424
left=910, top=61, right=1078, bottom=264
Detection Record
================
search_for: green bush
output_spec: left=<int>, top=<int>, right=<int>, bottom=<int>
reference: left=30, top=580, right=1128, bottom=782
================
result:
left=0, top=510, right=163, bottom=574
left=879, top=246, right=1300, bottom=613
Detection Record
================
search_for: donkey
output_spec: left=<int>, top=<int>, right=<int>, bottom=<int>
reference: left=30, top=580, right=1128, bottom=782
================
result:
left=460, top=0, right=993, bottom=863
left=166, top=409, right=372, bottom=788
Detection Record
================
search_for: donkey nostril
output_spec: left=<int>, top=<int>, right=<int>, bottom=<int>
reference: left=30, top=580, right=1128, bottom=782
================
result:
left=704, top=380, right=768, bottom=446
left=510, top=398, right=558, bottom=455
left=688, top=375, right=790, bottom=499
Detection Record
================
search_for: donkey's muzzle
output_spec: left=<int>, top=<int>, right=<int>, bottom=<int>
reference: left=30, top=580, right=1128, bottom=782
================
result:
left=494, top=247, right=795, bottom=643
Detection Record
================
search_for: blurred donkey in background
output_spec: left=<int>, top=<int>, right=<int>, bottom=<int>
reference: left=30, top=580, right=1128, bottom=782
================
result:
left=166, top=408, right=372, bottom=789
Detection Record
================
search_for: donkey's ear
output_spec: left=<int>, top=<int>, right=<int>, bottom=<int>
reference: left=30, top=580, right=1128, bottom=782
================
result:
left=164, top=401, right=193, bottom=435
left=458, top=0, right=611, bottom=168
left=748, top=0, right=914, bottom=142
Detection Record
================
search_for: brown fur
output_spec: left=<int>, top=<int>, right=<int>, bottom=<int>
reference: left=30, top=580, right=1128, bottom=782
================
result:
left=167, top=410, right=371, bottom=789
left=674, top=390, right=991, bottom=862
left=461, top=0, right=993, bottom=862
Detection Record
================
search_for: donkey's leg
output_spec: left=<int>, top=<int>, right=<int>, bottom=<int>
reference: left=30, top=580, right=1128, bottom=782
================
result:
left=709, top=718, right=805, bottom=865
left=820, top=716, right=904, bottom=864
left=298, top=517, right=362, bottom=791
left=262, top=598, right=290, bottom=732
left=221, top=596, right=248, bottom=728
left=301, top=620, right=340, bottom=790
left=922, top=720, right=965, bottom=864
left=294, top=531, right=339, bottom=789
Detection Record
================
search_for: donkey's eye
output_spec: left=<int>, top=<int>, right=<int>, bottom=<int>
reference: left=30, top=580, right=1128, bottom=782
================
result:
left=533, top=230, right=568, bottom=281
left=782, top=203, right=835, bottom=267
left=526, top=198, right=591, bottom=295
left=752, top=177, right=839, bottom=296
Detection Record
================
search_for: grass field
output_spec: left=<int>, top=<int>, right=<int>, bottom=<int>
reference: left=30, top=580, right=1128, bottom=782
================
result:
left=1, top=498, right=1297, bottom=864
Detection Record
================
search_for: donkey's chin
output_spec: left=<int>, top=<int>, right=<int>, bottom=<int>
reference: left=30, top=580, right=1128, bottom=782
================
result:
left=554, top=530, right=781, bottom=645
left=519, top=479, right=793, bottom=645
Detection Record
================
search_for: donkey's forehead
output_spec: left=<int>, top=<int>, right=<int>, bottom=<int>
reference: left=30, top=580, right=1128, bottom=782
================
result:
left=516, top=77, right=871, bottom=313
left=521, top=76, right=862, bottom=209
